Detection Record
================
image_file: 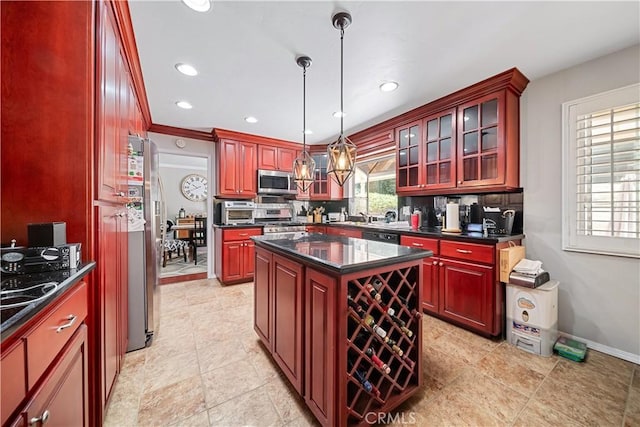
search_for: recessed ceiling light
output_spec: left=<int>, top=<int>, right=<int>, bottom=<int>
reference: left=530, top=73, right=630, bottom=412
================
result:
left=333, top=111, right=346, bottom=118
left=175, top=63, right=198, bottom=76
left=304, top=129, right=313, bottom=135
left=176, top=101, right=193, bottom=109
left=181, top=0, right=211, bottom=12
left=244, top=116, right=258, bottom=123
left=379, top=81, right=399, bottom=92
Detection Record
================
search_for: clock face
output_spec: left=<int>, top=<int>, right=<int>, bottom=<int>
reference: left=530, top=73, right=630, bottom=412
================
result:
left=181, top=174, right=208, bottom=201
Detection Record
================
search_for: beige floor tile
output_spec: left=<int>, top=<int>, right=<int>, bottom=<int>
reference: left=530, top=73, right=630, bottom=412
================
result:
left=448, top=323, right=502, bottom=352
left=265, top=376, right=310, bottom=424
left=422, top=345, right=472, bottom=385
left=422, top=322, right=450, bottom=346
left=207, top=386, right=282, bottom=426
left=143, top=349, right=200, bottom=393
left=145, top=330, right=196, bottom=365
left=429, top=331, right=492, bottom=365
left=137, top=375, right=206, bottom=426
left=447, top=369, right=529, bottom=423
left=550, top=358, right=629, bottom=403
left=247, top=343, right=283, bottom=383
left=168, top=410, right=210, bottom=427
left=475, top=345, right=547, bottom=396
left=633, top=367, right=640, bottom=389
left=532, top=375, right=625, bottom=426
left=201, top=357, right=267, bottom=408
left=197, top=336, right=248, bottom=374
left=625, top=386, right=640, bottom=427
left=103, top=396, right=139, bottom=427
left=490, top=342, right=559, bottom=375
left=420, top=387, right=505, bottom=427
left=557, top=348, right=635, bottom=388
left=513, top=398, right=583, bottom=427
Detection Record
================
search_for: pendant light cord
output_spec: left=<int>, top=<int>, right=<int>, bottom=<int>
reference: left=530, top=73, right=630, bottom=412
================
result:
left=340, top=27, right=344, bottom=137
left=303, top=64, right=307, bottom=151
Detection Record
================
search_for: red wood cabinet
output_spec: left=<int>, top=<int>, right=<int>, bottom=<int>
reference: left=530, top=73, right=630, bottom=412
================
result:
left=214, top=227, right=261, bottom=284
left=304, top=268, right=336, bottom=426
left=217, top=139, right=257, bottom=198
left=325, top=227, right=362, bottom=238
left=400, top=235, right=440, bottom=315
left=297, top=152, right=343, bottom=201
left=1, top=342, right=26, bottom=426
left=305, top=225, right=327, bottom=234
left=254, top=248, right=272, bottom=347
left=396, top=120, right=423, bottom=193
left=423, top=108, right=457, bottom=190
left=258, top=145, right=296, bottom=172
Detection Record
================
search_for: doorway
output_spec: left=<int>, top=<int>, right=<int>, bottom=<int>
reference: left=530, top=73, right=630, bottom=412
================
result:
left=157, top=152, right=209, bottom=282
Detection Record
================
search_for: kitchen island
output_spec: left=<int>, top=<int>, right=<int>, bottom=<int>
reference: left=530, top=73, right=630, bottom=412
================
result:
left=252, top=234, right=432, bottom=426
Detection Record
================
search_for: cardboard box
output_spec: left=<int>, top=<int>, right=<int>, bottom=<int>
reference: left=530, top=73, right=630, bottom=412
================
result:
left=500, top=244, right=526, bottom=283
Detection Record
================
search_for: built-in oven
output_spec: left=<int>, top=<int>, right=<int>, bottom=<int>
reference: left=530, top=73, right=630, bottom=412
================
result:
left=221, top=201, right=256, bottom=225
left=262, top=224, right=307, bottom=238
left=257, top=169, right=297, bottom=195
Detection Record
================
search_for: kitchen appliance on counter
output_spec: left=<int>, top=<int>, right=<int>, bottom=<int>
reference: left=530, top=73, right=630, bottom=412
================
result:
left=483, top=208, right=518, bottom=235
left=257, top=169, right=297, bottom=195
left=327, top=212, right=341, bottom=222
left=127, top=135, right=162, bottom=352
left=220, top=201, right=256, bottom=225
left=262, top=223, right=307, bottom=238
left=254, top=203, right=293, bottom=222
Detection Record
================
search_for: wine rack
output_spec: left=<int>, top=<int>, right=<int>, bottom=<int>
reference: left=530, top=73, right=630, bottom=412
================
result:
left=344, top=264, right=422, bottom=424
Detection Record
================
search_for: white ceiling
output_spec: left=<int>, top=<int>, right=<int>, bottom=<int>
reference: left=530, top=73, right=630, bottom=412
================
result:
left=129, top=1, right=639, bottom=144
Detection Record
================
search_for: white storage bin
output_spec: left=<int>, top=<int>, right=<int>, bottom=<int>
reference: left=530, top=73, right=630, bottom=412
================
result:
left=506, top=280, right=559, bottom=357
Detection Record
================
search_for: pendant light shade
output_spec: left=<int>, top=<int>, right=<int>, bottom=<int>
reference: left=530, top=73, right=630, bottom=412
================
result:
left=327, top=11, right=357, bottom=187
left=293, top=56, right=316, bottom=192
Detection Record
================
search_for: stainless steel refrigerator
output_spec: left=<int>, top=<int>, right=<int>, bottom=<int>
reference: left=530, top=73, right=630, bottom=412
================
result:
left=127, top=136, right=162, bottom=352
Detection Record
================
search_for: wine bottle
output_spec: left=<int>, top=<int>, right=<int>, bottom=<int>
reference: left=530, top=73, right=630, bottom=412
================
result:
left=364, top=283, right=381, bottom=301
left=383, top=336, right=403, bottom=356
left=348, top=358, right=373, bottom=393
left=390, top=314, right=413, bottom=338
left=364, top=314, right=387, bottom=338
left=371, top=278, right=383, bottom=292
left=354, top=334, right=391, bottom=374
left=347, top=295, right=365, bottom=319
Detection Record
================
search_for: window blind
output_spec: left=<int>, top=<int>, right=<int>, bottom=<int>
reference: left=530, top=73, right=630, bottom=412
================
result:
left=575, top=103, right=640, bottom=239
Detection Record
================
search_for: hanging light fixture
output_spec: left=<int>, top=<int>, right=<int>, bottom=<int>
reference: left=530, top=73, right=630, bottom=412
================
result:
left=327, top=11, right=357, bottom=187
left=292, top=56, right=316, bottom=192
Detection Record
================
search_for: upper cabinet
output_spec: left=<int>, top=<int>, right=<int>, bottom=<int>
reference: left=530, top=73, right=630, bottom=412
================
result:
left=216, top=138, right=257, bottom=199
left=258, top=145, right=296, bottom=172
left=396, top=120, right=422, bottom=192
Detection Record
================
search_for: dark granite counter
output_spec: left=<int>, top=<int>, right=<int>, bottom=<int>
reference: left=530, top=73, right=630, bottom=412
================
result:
left=212, top=223, right=265, bottom=229
left=1, top=262, right=96, bottom=342
left=252, top=234, right=432, bottom=274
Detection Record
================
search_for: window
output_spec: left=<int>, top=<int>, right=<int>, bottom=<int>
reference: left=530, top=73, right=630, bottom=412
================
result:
left=352, top=154, right=397, bottom=220
left=562, top=83, right=640, bottom=258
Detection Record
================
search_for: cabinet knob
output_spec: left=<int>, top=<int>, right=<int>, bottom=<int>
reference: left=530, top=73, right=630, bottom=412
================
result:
left=30, top=410, right=50, bottom=425
left=114, top=191, right=125, bottom=197
left=458, top=181, right=462, bottom=184
left=439, top=262, right=443, bottom=266
left=432, top=260, right=437, bottom=265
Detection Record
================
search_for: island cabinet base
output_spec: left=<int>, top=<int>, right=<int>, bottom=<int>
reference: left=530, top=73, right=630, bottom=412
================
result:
left=254, top=245, right=424, bottom=426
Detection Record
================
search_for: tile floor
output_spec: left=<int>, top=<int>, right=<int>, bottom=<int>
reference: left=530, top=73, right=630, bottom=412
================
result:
left=104, top=278, right=640, bottom=427
left=159, top=247, right=208, bottom=279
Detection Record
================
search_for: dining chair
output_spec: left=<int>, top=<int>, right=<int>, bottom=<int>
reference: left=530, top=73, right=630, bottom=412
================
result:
left=191, top=216, right=207, bottom=265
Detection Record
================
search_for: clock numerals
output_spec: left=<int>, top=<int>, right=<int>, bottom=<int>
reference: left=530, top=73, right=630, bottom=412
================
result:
left=181, top=174, right=207, bottom=201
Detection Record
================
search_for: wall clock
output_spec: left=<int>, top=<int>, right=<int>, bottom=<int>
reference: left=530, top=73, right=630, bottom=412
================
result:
left=181, top=174, right=208, bottom=201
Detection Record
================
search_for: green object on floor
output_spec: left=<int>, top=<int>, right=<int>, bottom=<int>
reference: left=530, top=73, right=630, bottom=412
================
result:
left=554, top=336, right=587, bottom=362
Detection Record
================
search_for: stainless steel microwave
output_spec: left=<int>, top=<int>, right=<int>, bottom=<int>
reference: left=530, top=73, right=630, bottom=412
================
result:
left=257, top=169, right=297, bottom=195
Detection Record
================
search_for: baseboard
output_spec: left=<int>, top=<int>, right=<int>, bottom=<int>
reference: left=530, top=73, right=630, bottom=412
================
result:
left=558, top=331, right=640, bottom=364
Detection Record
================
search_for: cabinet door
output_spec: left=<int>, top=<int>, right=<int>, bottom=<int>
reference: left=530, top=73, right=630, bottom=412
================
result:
left=278, top=147, right=296, bottom=172
left=258, top=145, right=278, bottom=170
left=272, top=255, right=304, bottom=393
left=22, top=326, right=89, bottom=427
left=457, top=92, right=506, bottom=188
left=222, top=241, right=243, bottom=282
left=218, top=140, right=239, bottom=196
left=239, top=142, right=257, bottom=197
left=254, top=247, right=272, bottom=348
left=326, top=227, right=362, bottom=238
left=96, top=4, right=120, bottom=203
left=423, top=109, right=456, bottom=190
left=439, top=258, right=494, bottom=333
left=305, top=268, right=336, bottom=426
left=422, top=257, right=439, bottom=315
left=310, top=153, right=329, bottom=199
left=97, top=206, right=119, bottom=407
left=396, top=121, right=422, bottom=193
left=243, top=239, right=256, bottom=279
left=1, top=341, right=25, bottom=426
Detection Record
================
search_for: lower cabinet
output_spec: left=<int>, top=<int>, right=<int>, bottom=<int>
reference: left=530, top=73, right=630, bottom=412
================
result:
left=305, top=225, right=326, bottom=234
left=325, top=227, right=362, bottom=238
left=214, top=227, right=262, bottom=284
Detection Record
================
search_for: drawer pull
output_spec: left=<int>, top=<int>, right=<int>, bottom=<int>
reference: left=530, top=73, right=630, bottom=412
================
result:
left=239, top=233, right=248, bottom=237
left=30, top=409, right=50, bottom=425
left=56, top=315, right=77, bottom=333
left=412, top=243, right=423, bottom=247
left=456, top=249, right=472, bottom=254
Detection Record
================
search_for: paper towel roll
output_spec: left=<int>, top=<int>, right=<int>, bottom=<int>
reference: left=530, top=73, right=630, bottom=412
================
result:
left=445, top=203, right=460, bottom=231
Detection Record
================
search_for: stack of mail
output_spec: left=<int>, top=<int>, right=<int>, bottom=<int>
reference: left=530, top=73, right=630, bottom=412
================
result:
left=513, top=259, right=544, bottom=276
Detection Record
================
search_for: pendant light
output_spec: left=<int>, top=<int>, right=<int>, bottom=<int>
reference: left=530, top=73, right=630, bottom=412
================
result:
left=327, top=11, right=357, bottom=187
left=292, top=56, right=316, bottom=192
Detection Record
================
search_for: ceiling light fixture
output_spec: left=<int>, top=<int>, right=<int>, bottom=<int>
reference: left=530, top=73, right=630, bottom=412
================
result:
left=175, top=63, right=198, bottom=76
left=304, top=129, right=313, bottom=135
left=244, top=116, right=258, bottom=123
left=292, top=56, right=316, bottom=192
left=176, top=100, right=193, bottom=109
left=326, top=11, right=357, bottom=188
left=332, top=111, right=346, bottom=118
left=181, top=0, right=211, bottom=13
left=379, top=81, right=399, bottom=92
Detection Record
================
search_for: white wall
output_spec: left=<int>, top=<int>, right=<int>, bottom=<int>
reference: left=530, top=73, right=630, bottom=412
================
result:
left=521, top=45, right=640, bottom=361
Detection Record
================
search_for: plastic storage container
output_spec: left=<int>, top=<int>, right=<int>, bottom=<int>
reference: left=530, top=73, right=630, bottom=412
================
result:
left=506, top=280, right=559, bottom=356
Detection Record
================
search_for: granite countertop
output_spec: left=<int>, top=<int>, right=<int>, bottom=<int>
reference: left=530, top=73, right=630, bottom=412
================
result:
left=1, top=262, right=96, bottom=342
left=252, top=234, right=432, bottom=274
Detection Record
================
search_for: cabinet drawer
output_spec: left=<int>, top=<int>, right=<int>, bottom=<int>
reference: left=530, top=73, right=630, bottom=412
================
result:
left=1, top=340, right=26, bottom=426
left=26, top=281, right=88, bottom=389
left=440, top=241, right=493, bottom=264
left=223, top=228, right=262, bottom=241
left=400, top=235, right=439, bottom=255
